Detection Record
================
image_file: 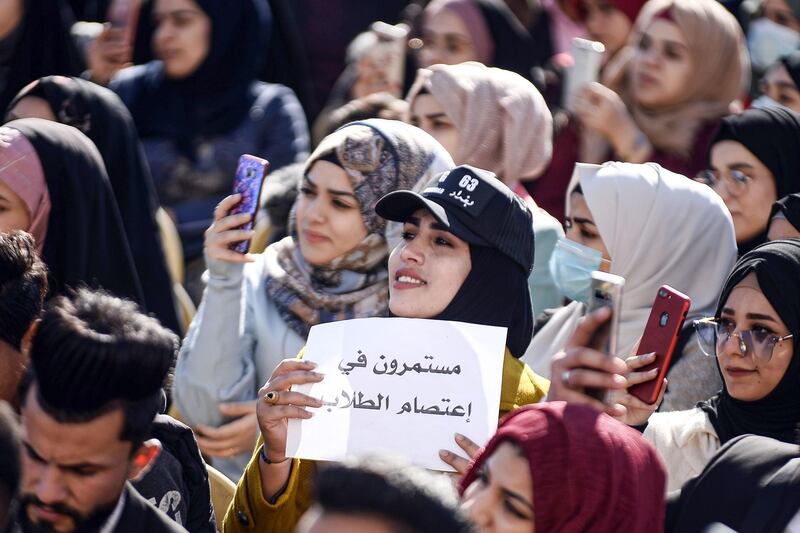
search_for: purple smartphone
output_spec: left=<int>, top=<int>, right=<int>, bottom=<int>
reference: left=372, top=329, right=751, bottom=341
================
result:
left=229, top=154, right=269, bottom=254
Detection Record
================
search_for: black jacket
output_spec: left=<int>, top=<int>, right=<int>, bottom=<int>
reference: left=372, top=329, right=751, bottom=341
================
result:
left=666, top=434, right=800, bottom=533
left=133, top=415, right=216, bottom=533
left=115, top=484, right=188, bottom=533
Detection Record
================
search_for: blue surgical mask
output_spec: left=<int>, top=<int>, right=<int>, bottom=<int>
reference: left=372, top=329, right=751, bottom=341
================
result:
left=748, top=17, right=800, bottom=71
left=549, top=237, right=608, bottom=305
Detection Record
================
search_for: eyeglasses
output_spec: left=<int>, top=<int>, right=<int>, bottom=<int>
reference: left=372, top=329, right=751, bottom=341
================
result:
left=694, top=169, right=751, bottom=197
left=694, top=317, right=793, bottom=363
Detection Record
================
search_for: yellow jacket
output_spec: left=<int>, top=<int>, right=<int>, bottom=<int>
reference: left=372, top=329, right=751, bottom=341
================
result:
left=222, top=349, right=549, bottom=532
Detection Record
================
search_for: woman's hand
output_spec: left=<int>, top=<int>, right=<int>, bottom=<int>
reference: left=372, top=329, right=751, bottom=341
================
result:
left=573, top=82, right=631, bottom=137
left=86, top=25, right=132, bottom=86
left=547, top=307, right=630, bottom=417
left=195, top=401, right=258, bottom=458
left=573, top=83, right=649, bottom=161
left=256, top=359, right=324, bottom=463
left=205, top=194, right=256, bottom=264
left=608, top=353, right=666, bottom=426
left=439, top=433, right=481, bottom=475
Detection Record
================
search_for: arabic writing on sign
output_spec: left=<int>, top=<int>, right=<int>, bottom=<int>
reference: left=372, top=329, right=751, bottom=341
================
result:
left=286, top=317, right=507, bottom=471
left=319, top=389, right=472, bottom=421
left=338, top=351, right=461, bottom=377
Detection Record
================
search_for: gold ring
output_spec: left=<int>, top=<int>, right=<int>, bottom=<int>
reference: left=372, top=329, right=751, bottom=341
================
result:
left=264, top=391, right=280, bottom=405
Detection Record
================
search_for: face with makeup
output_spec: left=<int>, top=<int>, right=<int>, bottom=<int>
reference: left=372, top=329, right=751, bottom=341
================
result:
left=565, top=191, right=611, bottom=266
left=0, top=179, right=30, bottom=234
left=388, top=209, right=472, bottom=318
left=408, top=94, right=461, bottom=159
left=153, top=0, right=212, bottom=79
left=706, top=140, right=778, bottom=245
left=295, top=160, right=368, bottom=266
left=460, top=442, right=535, bottom=532
left=716, top=273, right=794, bottom=402
left=760, top=63, right=800, bottom=113
left=418, top=8, right=481, bottom=68
left=630, top=18, right=693, bottom=109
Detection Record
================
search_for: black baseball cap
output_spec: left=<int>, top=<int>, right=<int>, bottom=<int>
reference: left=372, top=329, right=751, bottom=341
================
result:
left=375, top=165, right=535, bottom=274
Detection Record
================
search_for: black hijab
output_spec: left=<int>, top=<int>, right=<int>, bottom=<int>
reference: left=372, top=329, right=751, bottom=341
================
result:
left=8, top=76, right=179, bottom=332
left=5, top=118, right=145, bottom=309
left=126, top=0, right=272, bottom=159
left=780, top=50, right=800, bottom=90
left=474, top=0, right=538, bottom=81
left=434, top=245, right=533, bottom=358
left=770, top=193, right=800, bottom=234
left=697, top=239, right=800, bottom=445
left=0, top=0, right=82, bottom=114
left=710, top=107, right=800, bottom=254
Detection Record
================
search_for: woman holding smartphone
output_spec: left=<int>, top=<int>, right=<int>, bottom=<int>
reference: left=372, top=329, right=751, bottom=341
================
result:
left=220, top=165, right=550, bottom=532
left=551, top=239, right=800, bottom=491
left=526, top=161, right=737, bottom=411
left=173, top=120, right=455, bottom=480
left=530, top=0, right=748, bottom=222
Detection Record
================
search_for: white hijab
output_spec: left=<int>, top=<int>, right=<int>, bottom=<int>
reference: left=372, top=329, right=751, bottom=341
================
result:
left=523, top=162, right=736, bottom=376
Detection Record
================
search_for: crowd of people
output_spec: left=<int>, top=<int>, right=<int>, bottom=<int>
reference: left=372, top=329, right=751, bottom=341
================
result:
left=1, top=0, right=800, bottom=531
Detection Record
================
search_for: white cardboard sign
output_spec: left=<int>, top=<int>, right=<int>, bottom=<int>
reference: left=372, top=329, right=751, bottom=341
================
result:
left=286, top=317, right=506, bottom=471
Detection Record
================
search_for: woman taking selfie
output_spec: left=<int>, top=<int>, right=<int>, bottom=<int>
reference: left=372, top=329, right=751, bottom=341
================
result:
left=530, top=0, right=748, bottom=221
left=221, top=165, right=550, bottom=532
left=174, top=119, right=455, bottom=479
left=550, top=239, right=800, bottom=491
left=697, top=106, right=800, bottom=255
left=525, top=161, right=736, bottom=411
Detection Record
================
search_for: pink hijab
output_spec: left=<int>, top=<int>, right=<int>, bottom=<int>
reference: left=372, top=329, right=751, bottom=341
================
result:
left=406, top=62, right=553, bottom=185
left=0, top=127, right=50, bottom=252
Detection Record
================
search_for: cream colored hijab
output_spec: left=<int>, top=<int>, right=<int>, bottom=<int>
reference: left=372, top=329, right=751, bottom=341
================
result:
left=582, top=0, right=749, bottom=163
left=406, top=62, right=552, bottom=183
left=523, top=162, right=737, bottom=375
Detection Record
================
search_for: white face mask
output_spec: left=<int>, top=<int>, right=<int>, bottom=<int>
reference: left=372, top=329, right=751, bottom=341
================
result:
left=750, top=94, right=793, bottom=111
left=748, top=17, right=800, bottom=70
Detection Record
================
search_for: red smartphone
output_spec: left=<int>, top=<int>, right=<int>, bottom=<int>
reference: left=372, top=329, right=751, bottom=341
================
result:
left=229, top=154, right=269, bottom=254
left=107, top=0, right=141, bottom=46
left=628, top=286, right=691, bottom=404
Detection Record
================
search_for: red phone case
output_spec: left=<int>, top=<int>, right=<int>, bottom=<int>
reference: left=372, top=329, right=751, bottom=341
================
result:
left=628, top=286, right=691, bottom=404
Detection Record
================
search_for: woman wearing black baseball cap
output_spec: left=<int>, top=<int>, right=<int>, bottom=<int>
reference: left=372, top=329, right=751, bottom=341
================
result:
left=222, top=165, right=549, bottom=533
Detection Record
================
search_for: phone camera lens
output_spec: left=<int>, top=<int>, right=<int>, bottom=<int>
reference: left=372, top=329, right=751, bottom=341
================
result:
left=658, top=290, right=667, bottom=298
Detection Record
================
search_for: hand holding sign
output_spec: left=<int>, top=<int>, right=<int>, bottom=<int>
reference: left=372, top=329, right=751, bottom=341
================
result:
left=286, top=317, right=507, bottom=471
left=256, top=359, right=324, bottom=464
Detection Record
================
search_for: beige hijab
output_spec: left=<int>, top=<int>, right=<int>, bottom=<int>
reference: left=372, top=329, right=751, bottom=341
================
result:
left=406, top=62, right=553, bottom=183
left=523, top=162, right=737, bottom=376
left=582, top=0, right=749, bottom=163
